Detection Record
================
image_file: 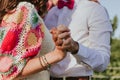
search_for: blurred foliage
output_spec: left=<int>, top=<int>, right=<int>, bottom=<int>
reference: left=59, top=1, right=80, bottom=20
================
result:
left=92, top=16, right=120, bottom=80
left=111, top=15, right=118, bottom=36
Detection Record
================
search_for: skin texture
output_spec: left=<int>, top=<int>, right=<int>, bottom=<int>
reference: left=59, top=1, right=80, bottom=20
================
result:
left=50, top=25, right=79, bottom=54
left=20, top=48, right=66, bottom=76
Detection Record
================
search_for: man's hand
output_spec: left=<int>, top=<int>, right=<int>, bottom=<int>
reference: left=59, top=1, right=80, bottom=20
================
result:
left=50, top=25, right=79, bottom=54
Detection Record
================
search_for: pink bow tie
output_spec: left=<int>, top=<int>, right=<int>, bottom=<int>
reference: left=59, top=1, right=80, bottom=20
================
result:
left=57, top=0, right=74, bottom=9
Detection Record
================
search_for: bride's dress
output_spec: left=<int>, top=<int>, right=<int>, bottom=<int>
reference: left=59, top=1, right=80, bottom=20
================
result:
left=0, top=2, right=54, bottom=80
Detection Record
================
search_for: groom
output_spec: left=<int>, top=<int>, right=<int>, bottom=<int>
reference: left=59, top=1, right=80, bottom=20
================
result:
left=45, top=0, right=112, bottom=80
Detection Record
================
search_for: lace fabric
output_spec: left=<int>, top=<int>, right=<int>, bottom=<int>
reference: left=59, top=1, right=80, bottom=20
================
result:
left=0, top=2, right=44, bottom=80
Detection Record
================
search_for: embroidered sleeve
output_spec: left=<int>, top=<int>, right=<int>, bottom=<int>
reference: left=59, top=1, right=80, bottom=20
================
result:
left=0, top=2, right=45, bottom=80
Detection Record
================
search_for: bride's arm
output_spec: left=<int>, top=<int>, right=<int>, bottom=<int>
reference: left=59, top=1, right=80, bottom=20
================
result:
left=20, top=48, right=66, bottom=77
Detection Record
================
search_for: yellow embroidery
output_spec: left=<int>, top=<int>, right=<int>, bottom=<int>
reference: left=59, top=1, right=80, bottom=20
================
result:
left=27, top=32, right=37, bottom=46
left=3, top=11, right=23, bottom=24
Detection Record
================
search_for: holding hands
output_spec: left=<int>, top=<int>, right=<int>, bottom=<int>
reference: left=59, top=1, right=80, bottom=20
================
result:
left=50, top=25, right=79, bottom=54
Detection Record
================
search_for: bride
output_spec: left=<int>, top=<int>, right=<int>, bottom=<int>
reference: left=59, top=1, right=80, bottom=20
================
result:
left=0, top=0, right=66, bottom=80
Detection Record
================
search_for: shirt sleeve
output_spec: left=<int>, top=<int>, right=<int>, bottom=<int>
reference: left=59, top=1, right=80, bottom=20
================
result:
left=76, top=4, right=113, bottom=72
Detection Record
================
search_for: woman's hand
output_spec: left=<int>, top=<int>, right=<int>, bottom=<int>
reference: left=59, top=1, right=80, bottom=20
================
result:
left=50, top=25, right=79, bottom=54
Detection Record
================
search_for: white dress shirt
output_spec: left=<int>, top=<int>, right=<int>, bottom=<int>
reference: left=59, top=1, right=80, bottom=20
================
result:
left=44, top=0, right=113, bottom=77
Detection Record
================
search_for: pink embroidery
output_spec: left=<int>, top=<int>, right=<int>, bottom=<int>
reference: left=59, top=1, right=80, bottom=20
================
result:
left=0, top=56, right=13, bottom=72
left=0, top=2, right=44, bottom=80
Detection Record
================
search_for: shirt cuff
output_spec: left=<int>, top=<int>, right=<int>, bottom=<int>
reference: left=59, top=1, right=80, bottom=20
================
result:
left=76, top=43, right=90, bottom=59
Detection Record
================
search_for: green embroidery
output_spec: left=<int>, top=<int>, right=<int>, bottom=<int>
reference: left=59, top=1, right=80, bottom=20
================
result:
left=32, top=13, right=38, bottom=24
left=0, top=30, right=5, bottom=40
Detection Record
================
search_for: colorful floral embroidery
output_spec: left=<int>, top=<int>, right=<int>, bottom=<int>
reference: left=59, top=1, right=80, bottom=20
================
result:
left=0, top=2, right=44, bottom=80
